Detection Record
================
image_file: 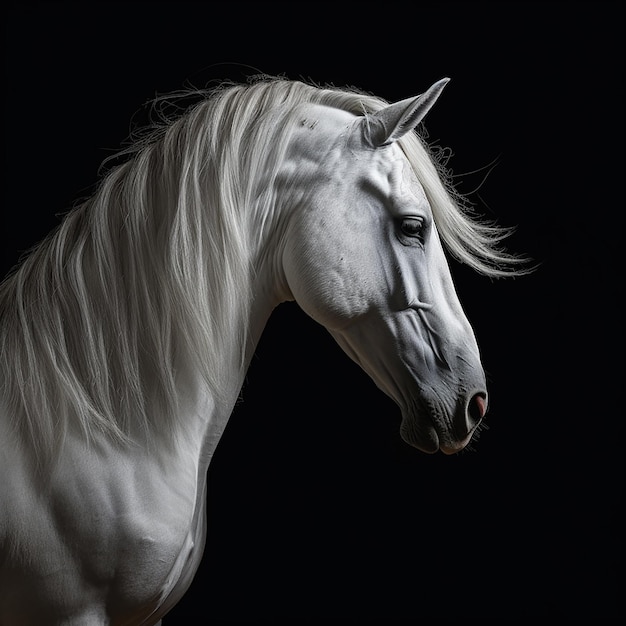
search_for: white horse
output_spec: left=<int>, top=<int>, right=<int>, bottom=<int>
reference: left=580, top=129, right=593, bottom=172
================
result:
left=0, top=76, right=526, bottom=624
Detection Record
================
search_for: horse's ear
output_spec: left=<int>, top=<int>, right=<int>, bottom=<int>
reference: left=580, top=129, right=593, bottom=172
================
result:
left=362, top=78, right=450, bottom=148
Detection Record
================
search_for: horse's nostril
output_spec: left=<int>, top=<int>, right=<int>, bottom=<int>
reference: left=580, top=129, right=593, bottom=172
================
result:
left=468, top=393, right=487, bottom=424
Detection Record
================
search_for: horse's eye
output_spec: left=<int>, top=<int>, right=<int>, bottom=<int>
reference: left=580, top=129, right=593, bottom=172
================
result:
left=399, top=217, right=425, bottom=239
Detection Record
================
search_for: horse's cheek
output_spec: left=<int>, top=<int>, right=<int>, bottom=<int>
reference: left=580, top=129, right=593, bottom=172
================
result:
left=283, top=242, right=368, bottom=330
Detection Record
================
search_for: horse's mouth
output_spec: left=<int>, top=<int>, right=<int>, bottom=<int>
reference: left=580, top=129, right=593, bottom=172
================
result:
left=399, top=415, right=475, bottom=455
left=438, top=432, right=474, bottom=455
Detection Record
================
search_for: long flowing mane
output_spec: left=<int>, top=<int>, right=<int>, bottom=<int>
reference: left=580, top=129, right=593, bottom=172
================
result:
left=0, top=75, right=526, bottom=463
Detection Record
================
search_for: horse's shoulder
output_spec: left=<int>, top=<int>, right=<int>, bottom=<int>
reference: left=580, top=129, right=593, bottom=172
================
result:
left=0, top=432, right=202, bottom=622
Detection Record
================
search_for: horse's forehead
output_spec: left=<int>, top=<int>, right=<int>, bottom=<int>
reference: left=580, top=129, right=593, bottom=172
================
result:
left=290, top=104, right=428, bottom=207
left=348, top=143, right=429, bottom=214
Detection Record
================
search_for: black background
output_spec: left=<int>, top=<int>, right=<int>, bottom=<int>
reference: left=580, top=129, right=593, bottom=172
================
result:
left=3, top=2, right=623, bottom=621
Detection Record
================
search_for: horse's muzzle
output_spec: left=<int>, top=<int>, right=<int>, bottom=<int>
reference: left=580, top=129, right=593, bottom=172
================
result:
left=400, top=390, right=488, bottom=454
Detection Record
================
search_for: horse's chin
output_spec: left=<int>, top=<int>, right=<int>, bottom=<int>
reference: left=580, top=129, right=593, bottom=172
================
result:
left=399, top=417, right=440, bottom=454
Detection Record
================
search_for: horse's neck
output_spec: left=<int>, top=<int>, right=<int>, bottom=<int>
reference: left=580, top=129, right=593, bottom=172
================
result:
left=185, top=269, right=281, bottom=469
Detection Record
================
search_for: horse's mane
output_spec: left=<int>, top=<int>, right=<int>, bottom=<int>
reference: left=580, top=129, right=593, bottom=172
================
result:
left=0, top=75, right=527, bottom=463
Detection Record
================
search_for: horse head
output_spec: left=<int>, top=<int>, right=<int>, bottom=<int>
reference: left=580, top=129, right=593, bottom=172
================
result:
left=280, top=79, right=487, bottom=454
